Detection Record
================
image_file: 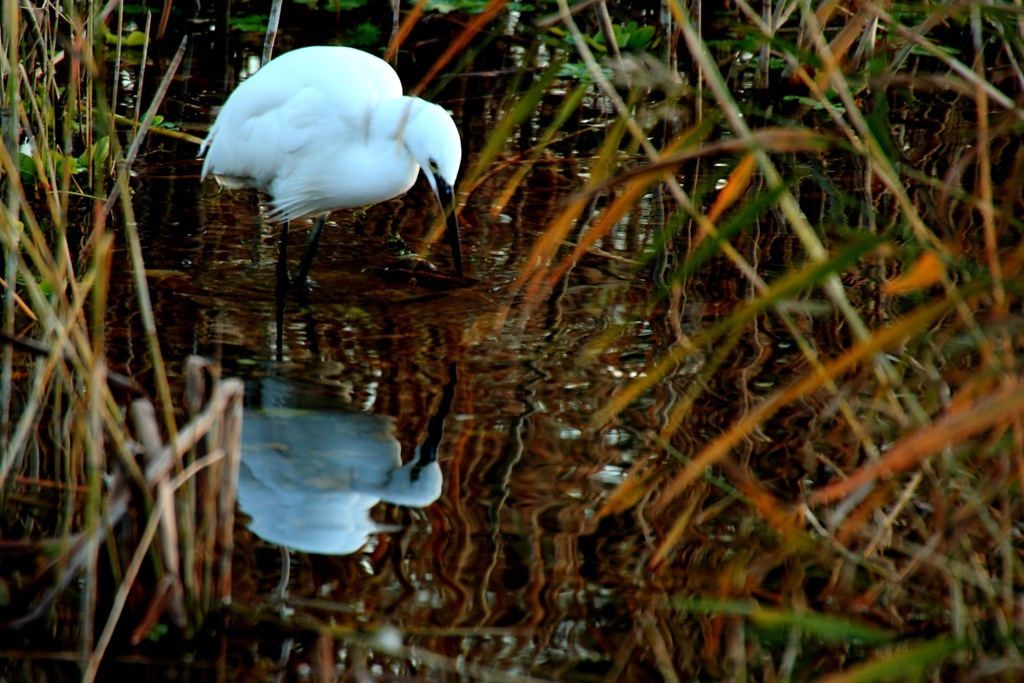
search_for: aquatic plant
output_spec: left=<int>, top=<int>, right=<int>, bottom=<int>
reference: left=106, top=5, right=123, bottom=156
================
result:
left=1, top=2, right=240, bottom=680
left=518, top=1, right=1024, bottom=679
left=1, top=0, right=1023, bottom=680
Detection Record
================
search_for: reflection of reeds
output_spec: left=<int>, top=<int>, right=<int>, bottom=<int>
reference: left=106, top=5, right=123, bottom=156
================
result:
left=518, top=1, right=1024, bottom=677
left=1, top=2, right=240, bottom=678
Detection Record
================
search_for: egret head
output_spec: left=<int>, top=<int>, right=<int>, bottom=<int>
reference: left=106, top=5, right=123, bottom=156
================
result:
left=402, top=99, right=461, bottom=192
left=401, top=99, right=464, bottom=279
left=380, top=457, right=443, bottom=507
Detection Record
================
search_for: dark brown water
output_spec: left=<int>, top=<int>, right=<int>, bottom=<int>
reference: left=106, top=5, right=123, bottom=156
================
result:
left=118, top=152, right=668, bottom=680
left=81, top=30, right=679, bottom=679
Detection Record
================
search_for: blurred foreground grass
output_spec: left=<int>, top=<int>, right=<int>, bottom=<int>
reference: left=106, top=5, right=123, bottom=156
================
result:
left=2, top=0, right=1023, bottom=680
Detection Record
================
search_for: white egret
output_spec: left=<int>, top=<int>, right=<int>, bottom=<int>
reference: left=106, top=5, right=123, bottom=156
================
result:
left=199, top=46, right=464, bottom=284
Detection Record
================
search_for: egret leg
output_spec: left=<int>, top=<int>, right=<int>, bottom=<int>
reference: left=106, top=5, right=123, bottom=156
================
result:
left=294, top=214, right=328, bottom=287
left=277, top=220, right=291, bottom=287
left=445, top=214, right=464, bottom=280
left=275, top=221, right=289, bottom=360
left=275, top=545, right=291, bottom=601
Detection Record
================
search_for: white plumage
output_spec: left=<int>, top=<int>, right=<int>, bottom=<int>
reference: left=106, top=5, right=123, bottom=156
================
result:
left=200, top=46, right=464, bottom=281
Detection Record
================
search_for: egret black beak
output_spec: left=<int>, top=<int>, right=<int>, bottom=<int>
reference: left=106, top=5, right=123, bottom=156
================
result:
left=432, top=172, right=463, bottom=280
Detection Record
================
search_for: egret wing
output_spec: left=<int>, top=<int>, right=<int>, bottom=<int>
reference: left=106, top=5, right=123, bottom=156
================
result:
left=200, top=46, right=404, bottom=200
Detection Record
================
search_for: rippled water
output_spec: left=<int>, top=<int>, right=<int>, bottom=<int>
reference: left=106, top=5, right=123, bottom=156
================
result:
left=84, top=34, right=683, bottom=676
left=116, top=150, right=670, bottom=677
left=7, top=6, right=1013, bottom=679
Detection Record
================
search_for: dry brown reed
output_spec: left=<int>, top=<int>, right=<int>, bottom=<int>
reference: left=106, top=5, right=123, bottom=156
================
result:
left=1, top=2, right=241, bottom=678
left=2, top=0, right=1023, bottom=679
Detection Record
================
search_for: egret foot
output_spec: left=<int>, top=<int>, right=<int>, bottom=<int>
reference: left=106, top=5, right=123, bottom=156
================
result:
left=382, top=258, right=471, bottom=289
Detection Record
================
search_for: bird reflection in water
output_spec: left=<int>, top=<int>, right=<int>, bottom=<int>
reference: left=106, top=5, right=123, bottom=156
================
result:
left=238, top=364, right=456, bottom=556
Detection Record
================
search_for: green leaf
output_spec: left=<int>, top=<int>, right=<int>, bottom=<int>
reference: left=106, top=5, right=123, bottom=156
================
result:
left=88, top=137, right=110, bottom=174
left=17, top=153, right=38, bottom=184
left=54, top=151, right=86, bottom=179
left=424, top=0, right=531, bottom=13
left=818, top=638, right=965, bottom=682
left=672, top=597, right=894, bottom=645
left=626, top=25, right=657, bottom=50
left=750, top=606, right=892, bottom=645
left=101, top=27, right=148, bottom=47
left=229, top=13, right=269, bottom=32
left=124, top=30, right=148, bottom=47
left=343, top=22, right=382, bottom=48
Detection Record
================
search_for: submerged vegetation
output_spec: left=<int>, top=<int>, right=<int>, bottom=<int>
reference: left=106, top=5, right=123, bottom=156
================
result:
left=2, top=0, right=1024, bottom=680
